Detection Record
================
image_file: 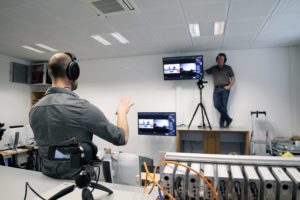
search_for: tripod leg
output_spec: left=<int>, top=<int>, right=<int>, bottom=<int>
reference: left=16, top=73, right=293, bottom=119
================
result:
left=48, top=185, right=75, bottom=200
left=201, top=104, right=212, bottom=130
left=90, top=182, right=113, bottom=195
left=200, top=104, right=206, bottom=128
left=188, top=104, right=201, bottom=129
left=82, top=188, right=94, bottom=200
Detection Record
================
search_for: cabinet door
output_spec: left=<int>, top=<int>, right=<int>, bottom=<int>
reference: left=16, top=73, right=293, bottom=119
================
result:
left=204, top=132, right=219, bottom=154
left=10, top=62, right=29, bottom=84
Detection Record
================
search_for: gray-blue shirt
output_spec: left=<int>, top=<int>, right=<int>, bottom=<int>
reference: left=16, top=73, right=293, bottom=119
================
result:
left=29, top=87, right=125, bottom=179
left=205, top=65, right=235, bottom=86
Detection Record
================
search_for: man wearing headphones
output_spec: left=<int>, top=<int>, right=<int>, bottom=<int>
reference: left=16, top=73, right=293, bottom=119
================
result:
left=29, top=52, right=134, bottom=179
left=205, top=53, right=235, bottom=128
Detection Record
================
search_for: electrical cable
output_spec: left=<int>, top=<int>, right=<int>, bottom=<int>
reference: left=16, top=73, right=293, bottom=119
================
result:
left=24, top=182, right=46, bottom=200
left=147, top=162, right=164, bottom=194
left=174, top=177, right=181, bottom=199
left=91, top=166, right=101, bottom=193
left=157, top=181, right=163, bottom=200
left=143, top=161, right=219, bottom=200
left=143, top=162, right=175, bottom=200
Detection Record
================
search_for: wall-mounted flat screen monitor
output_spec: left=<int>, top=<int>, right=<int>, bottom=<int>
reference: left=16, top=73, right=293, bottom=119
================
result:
left=138, top=112, right=176, bottom=136
left=163, top=55, right=203, bottom=80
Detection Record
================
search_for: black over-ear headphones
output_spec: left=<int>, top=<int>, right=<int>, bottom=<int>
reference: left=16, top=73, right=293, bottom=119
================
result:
left=216, top=53, right=227, bottom=63
left=65, top=52, right=80, bottom=81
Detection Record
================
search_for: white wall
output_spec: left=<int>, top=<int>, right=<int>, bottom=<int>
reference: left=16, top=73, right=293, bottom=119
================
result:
left=1, top=47, right=298, bottom=161
left=0, top=55, right=31, bottom=127
left=77, top=55, right=177, bottom=160
left=288, top=46, right=300, bottom=135
left=76, top=47, right=296, bottom=160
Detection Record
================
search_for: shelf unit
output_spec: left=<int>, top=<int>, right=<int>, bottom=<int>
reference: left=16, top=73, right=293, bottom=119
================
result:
left=31, top=89, right=46, bottom=107
left=29, top=63, right=51, bottom=85
left=29, top=63, right=51, bottom=107
left=176, top=127, right=250, bottom=155
left=10, top=62, right=51, bottom=107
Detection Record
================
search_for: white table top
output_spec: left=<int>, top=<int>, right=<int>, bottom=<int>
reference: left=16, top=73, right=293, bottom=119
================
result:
left=0, top=166, right=157, bottom=200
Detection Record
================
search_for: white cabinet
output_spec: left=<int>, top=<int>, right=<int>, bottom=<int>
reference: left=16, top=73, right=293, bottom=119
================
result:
left=10, top=62, right=51, bottom=85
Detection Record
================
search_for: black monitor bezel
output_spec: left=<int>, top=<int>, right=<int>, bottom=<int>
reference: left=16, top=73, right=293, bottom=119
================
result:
left=137, top=112, right=176, bottom=136
left=163, top=55, right=203, bottom=80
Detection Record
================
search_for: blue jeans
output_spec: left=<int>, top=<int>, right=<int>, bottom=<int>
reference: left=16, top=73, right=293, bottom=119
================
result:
left=213, top=87, right=231, bottom=125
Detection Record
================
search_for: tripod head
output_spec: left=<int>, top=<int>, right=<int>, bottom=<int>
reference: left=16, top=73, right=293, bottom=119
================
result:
left=196, top=79, right=208, bottom=89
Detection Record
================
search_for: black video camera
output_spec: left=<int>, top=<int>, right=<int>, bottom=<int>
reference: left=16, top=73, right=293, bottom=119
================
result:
left=46, top=142, right=114, bottom=199
left=48, top=142, right=99, bottom=169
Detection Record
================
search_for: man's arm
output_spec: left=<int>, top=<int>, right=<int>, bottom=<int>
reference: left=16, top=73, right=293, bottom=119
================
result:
left=116, top=98, right=134, bottom=145
left=204, top=66, right=213, bottom=75
left=224, top=76, right=235, bottom=90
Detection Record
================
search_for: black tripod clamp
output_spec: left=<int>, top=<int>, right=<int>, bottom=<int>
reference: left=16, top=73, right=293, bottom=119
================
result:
left=196, top=79, right=208, bottom=89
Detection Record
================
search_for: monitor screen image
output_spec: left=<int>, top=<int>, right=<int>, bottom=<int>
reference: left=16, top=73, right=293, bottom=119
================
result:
left=163, top=64, right=180, bottom=74
left=138, top=112, right=176, bottom=136
left=163, top=55, right=203, bottom=80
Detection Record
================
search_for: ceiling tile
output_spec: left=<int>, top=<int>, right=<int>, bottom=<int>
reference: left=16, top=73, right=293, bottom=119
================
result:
left=141, top=8, right=185, bottom=28
left=152, top=26, right=190, bottom=41
left=229, top=0, right=278, bottom=20
left=183, top=1, right=228, bottom=22
left=274, top=0, right=300, bottom=16
left=133, top=0, right=179, bottom=11
left=192, top=36, right=223, bottom=50
left=223, top=34, right=255, bottom=49
left=261, top=15, right=300, bottom=34
left=105, top=13, right=148, bottom=31
left=226, top=18, right=264, bottom=35
left=162, top=39, right=193, bottom=53
left=119, top=30, right=157, bottom=43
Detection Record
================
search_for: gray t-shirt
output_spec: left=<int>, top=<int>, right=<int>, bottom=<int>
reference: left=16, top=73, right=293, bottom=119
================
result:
left=29, top=87, right=125, bottom=179
left=205, top=65, right=235, bottom=86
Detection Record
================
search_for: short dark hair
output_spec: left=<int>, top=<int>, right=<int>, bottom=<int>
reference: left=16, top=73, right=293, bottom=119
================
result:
left=48, top=55, right=69, bottom=79
left=216, top=53, right=227, bottom=63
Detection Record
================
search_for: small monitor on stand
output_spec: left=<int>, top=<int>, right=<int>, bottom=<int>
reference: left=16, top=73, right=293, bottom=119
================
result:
left=138, top=112, right=176, bottom=136
left=102, top=160, right=113, bottom=183
left=13, top=132, right=20, bottom=150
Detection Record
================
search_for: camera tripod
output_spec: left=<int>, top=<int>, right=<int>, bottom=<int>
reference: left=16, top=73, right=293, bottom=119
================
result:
left=48, top=166, right=113, bottom=200
left=188, top=80, right=212, bottom=130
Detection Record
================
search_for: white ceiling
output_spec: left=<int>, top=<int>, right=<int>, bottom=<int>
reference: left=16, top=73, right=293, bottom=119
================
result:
left=0, top=0, right=300, bottom=61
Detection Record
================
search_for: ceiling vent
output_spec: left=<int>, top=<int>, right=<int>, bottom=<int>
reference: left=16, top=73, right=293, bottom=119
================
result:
left=83, top=0, right=137, bottom=17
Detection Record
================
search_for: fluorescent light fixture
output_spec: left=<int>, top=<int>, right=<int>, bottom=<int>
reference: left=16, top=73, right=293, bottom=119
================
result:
left=22, top=45, right=44, bottom=53
left=35, top=43, right=57, bottom=52
left=189, top=23, right=200, bottom=37
left=123, top=0, right=135, bottom=10
left=110, top=32, right=129, bottom=44
left=214, top=21, right=225, bottom=36
left=91, top=35, right=112, bottom=45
